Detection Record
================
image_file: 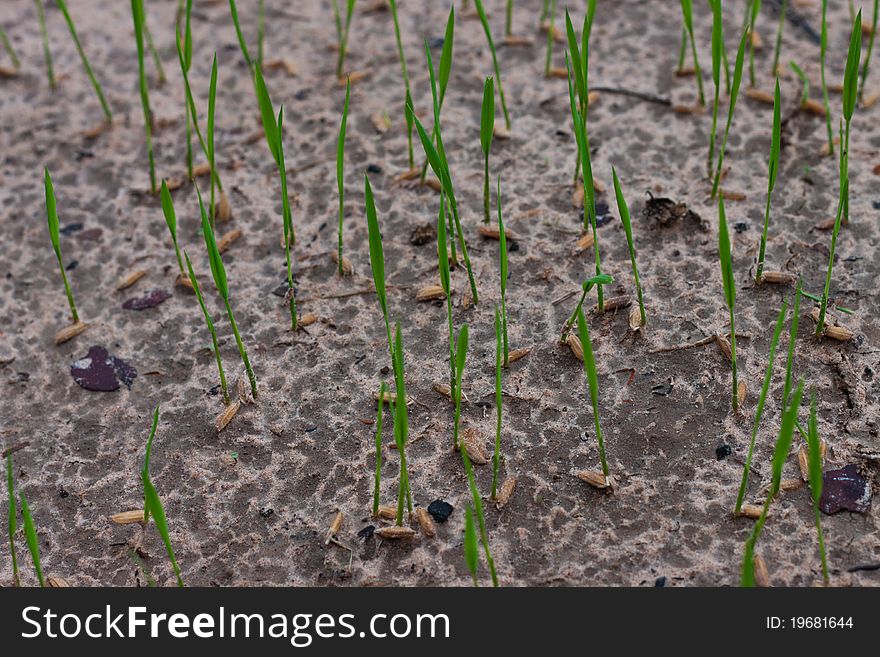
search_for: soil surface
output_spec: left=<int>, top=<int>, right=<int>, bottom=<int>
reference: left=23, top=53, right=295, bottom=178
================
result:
left=0, top=0, right=878, bottom=587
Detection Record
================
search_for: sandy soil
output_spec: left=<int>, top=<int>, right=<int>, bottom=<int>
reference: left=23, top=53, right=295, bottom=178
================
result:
left=0, top=0, right=878, bottom=587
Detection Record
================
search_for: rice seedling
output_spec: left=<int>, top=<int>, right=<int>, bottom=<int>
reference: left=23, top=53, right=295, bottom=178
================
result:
left=559, top=273, right=614, bottom=342
left=741, top=379, right=804, bottom=587
left=771, top=0, right=786, bottom=75
left=473, top=0, right=511, bottom=129
left=0, top=23, right=20, bottom=69
left=19, top=492, right=44, bottom=587
left=819, top=0, right=834, bottom=154
left=206, top=53, right=219, bottom=223
left=390, top=323, right=413, bottom=525
left=806, top=393, right=829, bottom=585
left=860, top=0, right=879, bottom=104
left=781, top=282, right=801, bottom=412
left=491, top=306, right=503, bottom=499
left=257, top=0, right=265, bottom=68
left=336, top=76, right=351, bottom=275
left=677, top=28, right=687, bottom=74
left=44, top=168, right=80, bottom=325
left=756, top=78, right=781, bottom=283
left=708, top=0, right=724, bottom=179
left=611, top=167, right=646, bottom=328
left=197, top=185, right=258, bottom=400
left=711, top=28, right=748, bottom=198
left=184, top=251, right=229, bottom=405
left=480, top=77, right=495, bottom=225
left=140, top=406, right=184, bottom=587
left=372, top=381, right=385, bottom=518
left=506, top=0, right=514, bottom=37
left=437, top=191, right=456, bottom=396
left=680, top=0, right=705, bottom=105
left=254, top=67, right=298, bottom=329
left=132, top=0, right=157, bottom=194
left=229, top=0, right=254, bottom=70
left=789, top=60, right=809, bottom=106
left=746, top=0, right=760, bottom=88
left=734, top=299, right=787, bottom=515
left=564, top=52, right=605, bottom=310
left=34, top=0, right=54, bottom=89
left=497, top=177, right=510, bottom=365
left=817, top=13, right=861, bottom=336
left=463, top=504, right=478, bottom=586
left=364, top=175, right=396, bottom=370
left=718, top=195, right=739, bottom=413
left=5, top=454, right=19, bottom=586
left=332, top=0, right=356, bottom=79
left=563, top=8, right=595, bottom=185
left=417, top=6, right=455, bottom=185
left=180, top=0, right=194, bottom=178
left=575, top=307, right=610, bottom=488
left=453, top=324, right=499, bottom=587
left=160, top=180, right=186, bottom=279
left=388, top=0, right=414, bottom=168
left=142, top=11, right=166, bottom=86
left=544, top=0, right=557, bottom=76
left=54, top=0, right=112, bottom=122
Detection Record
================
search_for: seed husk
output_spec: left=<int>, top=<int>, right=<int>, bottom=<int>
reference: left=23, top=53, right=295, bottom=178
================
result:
left=720, top=189, right=747, bottom=201
left=802, top=99, right=827, bottom=116
left=236, top=376, right=253, bottom=405
left=111, top=510, right=146, bottom=525
left=164, top=177, right=185, bottom=191
left=82, top=120, right=109, bottom=138
left=567, top=333, right=584, bottom=361
left=432, top=382, right=469, bottom=402
left=299, top=312, right=318, bottom=327
left=628, top=306, right=642, bottom=331
left=738, top=504, right=763, bottom=519
left=675, top=66, right=696, bottom=77
left=745, top=88, right=775, bottom=104
left=116, top=269, right=148, bottom=291
left=506, top=347, right=531, bottom=364
left=331, top=251, right=354, bottom=276
left=215, top=400, right=241, bottom=432
left=395, top=168, right=421, bottom=181
left=415, top=508, right=436, bottom=537
left=192, top=162, right=211, bottom=178
left=340, top=70, right=369, bottom=85
left=492, top=122, right=511, bottom=139
left=759, top=270, right=796, bottom=285
left=325, top=510, right=343, bottom=544
left=672, top=103, right=707, bottom=115
left=594, top=295, right=631, bottom=313
left=753, top=554, right=770, bottom=587
left=825, top=325, right=854, bottom=341
left=814, top=217, right=837, bottom=231
left=716, top=334, right=733, bottom=361
left=546, top=66, right=569, bottom=79
left=54, top=320, right=89, bottom=345
left=577, top=470, right=609, bottom=489
left=0, top=65, right=19, bottom=78
left=862, top=90, right=880, bottom=108
left=780, top=478, right=804, bottom=491
left=502, top=35, right=532, bottom=46
left=737, top=380, right=747, bottom=408
left=494, top=477, right=516, bottom=508
left=215, top=190, right=232, bottom=222
left=371, top=112, right=391, bottom=133
left=416, top=284, right=447, bottom=302
left=216, top=228, right=242, bottom=254
left=46, top=576, right=70, bottom=587
left=477, top=222, right=514, bottom=240
left=264, top=58, right=298, bottom=76
left=375, top=525, right=416, bottom=539
left=458, top=428, right=489, bottom=465
left=175, top=272, right=195, bottom=291
left=375, top=504, right=397, bottom=520
left=574, top=231, right=595, bottom=251
left=422, top=177, right=442, bottom=192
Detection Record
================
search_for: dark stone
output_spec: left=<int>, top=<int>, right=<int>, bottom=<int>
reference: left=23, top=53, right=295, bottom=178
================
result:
left=259, top=508, right=274, bottom=518
left=427, top=499, right=453, bottom=523
left=122, top=289, right=171, bottom=310
left=651, top=382, right=673, bottom=396
left=734, top=222, right=748, bottom=233
left=70, top=346, right=137, bottom=392
left=358, top=525, right=375, bottom=540
left=59, top=223, right=83, bottom=236
left=820, top=465, right=872, bottom=514
left=654, top=576, right=666, bottom=587
left=715, top=443, right=732, bottom=461
left=367, top=163, right=382, bottom=175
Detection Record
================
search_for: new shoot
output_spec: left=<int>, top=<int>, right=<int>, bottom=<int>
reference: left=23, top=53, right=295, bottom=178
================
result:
left=576, top=307, right=611, bottom=489
left=718, top=195, right=739, bottom=412
left=45, top=169, right=81, bottom=326
left=6, top=453, right=19, bottom=586
left=184, top=251, right=229, bottom=405
left=56, top=0, right=113, bottom=122
left=756, top=79, right=781, bottom=283
left=19, top=492, right=44, bottom=587
left=560, top=273, right=614, bottom=342
left=390, top=323, right=413, bottom=524
left=680, top=0, right=705, bottom=105
left=332, top=0, right=356, bottom=79
left=388, top=0, right=414, bottom=169
left=491, top=306, right=503, bottom=499
left=372, top=381, right=385, bottom=518
left=711, top=29, right=748, bottom=198
left=473, top=0, right=511, bottom=129
left=611, top=167, right=646, bottom=328
left=132, top=0, right=157, bottom=193
left=480, top=77, right=495, bottom=225
left=807, top=393, right=830, bottom=585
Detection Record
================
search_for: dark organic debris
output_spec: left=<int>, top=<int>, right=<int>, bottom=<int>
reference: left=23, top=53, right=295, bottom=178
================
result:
left=59, top=223, right=83, bottom=236
left=820, top=465, right=871, bottom=515
left=427, top=499, right=453, bottom=523
left=651, top=382, right=673, bottom=396
left=122, top=289, right=171, bottom=310
left=358, top=525, right=375, bottom=540
left=366, top=163, right=382, bottom=175
left=65, top=260, right=78, bottom=271
left=77, top=227, right=103, bottom=241
left=654, top=576, right=666, bottom=587
left=410, top=223, right=436, bottom=246
left=643, top=192, right=708, bottom=231
left=259, top=508, right=274, bottom=518
left=70, top=346, right=137, bottom=392
left=734, top=222, right=748, bottom=233
left=847, top=563, right=880, bottom=573
left=715, top=443, right=732, bottom=461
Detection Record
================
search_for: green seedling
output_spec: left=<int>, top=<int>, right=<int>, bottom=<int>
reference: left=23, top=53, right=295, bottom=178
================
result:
left=711, top=28, right=748, bottom=198
left=332, top=0, right=356, bottom=79
left=437, top=191, right=456, bottom=396
left=734, top=299, right=787, bottom=515
left=564, top=8, right=595, bottom=185
left=160, top=180, right=186, bottom=279
left=781, top=282, right=801, bottom=412
left=132, top=0, right=157, bottom=193
left=741, top=379, right=804, bottom=587
left=789, top=60, right=809, bottom=106
left=388, top=0, right=414, bottom=168
left=372, top=381, right=385, bottom=518
left=184, top=251, right=229, bottom=405
left=491, top=306, right=503, bottom=499
left=257, top=0, right=265, bottom=68
left=19, top=492, right=44, bottom=587
left=143, top=10, right=166, bottom=85
left=254, top=67, right=298, bottom=329
left=771, top=0, right=787, bottom=76
left=463, top=503, right=478, bottom=586
left=35, top=0, right=54, bottom=89
left=181, top=0, right=194, bottom=178
left=506, top=0, right=514, bottom=36
left=708, top=0, right=723, bottom=179
left=55, top=0, right=113, bottom=122
left=197, top=185, right=258, bottom=400
left=497, top=177, right=509, bottom=366
left=801, top=289, right=853, bottom=315
left=337, top=77, right=351, bottom=275
left=859, top=0, right=878, bottom=104
left=6, top=454, right=19, bottom=586
left=560, top=273, right=614, bottom=342
left=44, top=169, right=79, bottom=324
left=141, top=406, right=184, bottom=587
left=0, top=23, right=20, bottom=69
left=807, top=393, right=829, bottom=585
left=454, top=325, right=498, bottom=587
left=746, top=0, right=761, bottom=88
left=819, top=0, right=834, bottom=154
left=677, top=28, right=687, bottom=74
left=207, top=53, right=219, bottom=222
left=680, top=0, right=705, bottom=105
left=390, top=323, right=413, bottom=524
left=544, top=0, right=557, bottom=76
left=452, top=325, right=466, bottom=452
left=756, top=78, right=781, bottom=283
left=418, top=6, right=455, bottom=185
left=718, top=195, right=739, bottom=412
left=611, top=167, right=646, bottom=327
left=480, top=77, right=495, bottom=225
left=229, top=0, right=254, bottom=70
left=473, top=0, right=511, bottom=129
left=364, top=175, right=396, bottom=371
left=576, top=307, right=610, bottom=483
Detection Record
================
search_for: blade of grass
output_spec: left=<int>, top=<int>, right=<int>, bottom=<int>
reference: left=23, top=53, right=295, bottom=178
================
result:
left=228, top=0, right=254, bottom=70
left=5, top=454, right=19, bottom=586
left=141, top=404, right=160, bottom=523
left=388, top=0, right=414, bottom=168
left=491, top=305, right=503, bottom=499
left=560, top=273, right=614, bottom=342
left=711, top=28, right=749, bottom=198
left=257, top=0, right=265, bottom=68
left=819, top=0, right=834, bottom=154
left=708, top=0, right=723, bottom=178
left=0, top=23, right=20, bottom=69
left=771, top=0, right=787, bottom=76
left=34, top=0, right=55, bottom=89
left=859, top=0, right=879, bottom=104
left=143, top=10, right=166, bottom=85
left=781, top=281, right=801, bottom=409
left=418, top=6, right=455, bottom=184
left=55, top=0, right=113, bottom=122
left=480, top=77, right=495, bottom=225
left=372, top=381, right=385, bottom=518
left=337, top=77, right=351, bottom=275
left=789, top=59, right=809, bottom=106
left=756, top=78, right=781, bottom=283
left=44, top=168, right=79, bottom=323
left=333, top=0, right=356, bottom=79
left=132, top=0, right=157, bottom=194
left=747, top=0, right=761, bottom=88
left=576, top=307, right=609, bottom=479
left=391, top=323, right=412, bottom=523
left=207, top=52, right=218, bottom=224
left=160, top=180, right=186, bottom=277
left=437, top=191, right=455, bottom=396
left=463, top=503, right=478, bottom=586
left=473, top=0, right=511, bottom=129
left=807, top=392, right=829, bottom=585
left=497, top=176, right=509, bottom=366
left=19, top=492, right=44, bottom=587
left=718, top=194, right=739, bottom=412
left=364, top=174, right=395, bottom=370
left=184, top=251, right=229, bottom=405
left=611, top=167, right=646, bottom=327
left=506, top=0, right=514, bottom=37
left=681, top=0, right=706, bottom=105
left=182, top=0, right=194, bottom=177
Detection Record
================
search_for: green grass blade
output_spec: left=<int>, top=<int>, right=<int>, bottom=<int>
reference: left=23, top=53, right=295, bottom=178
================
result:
left=464, top=503, right=478, bottom=586
left=141, top=474, right=184, bottom=587
left=492, top=306, right=502, bottom=499
left=576, top=306, right=608, bottom=477
left=160, top=180, right=185, bottom=275
left=373, top=381, right=385, bottom=517
left=228, top=0, right=254, bottom=69
left=35, top=0, right=55, bottom=89
left=55, top=0, right=113, bottom=122
left=565, top=10, right=586, bottom=103
left=718, top=195, right=739, bottom=411
left=771, top=0, right=787, bottom=76
left=480, top=76, right=495, bottom=156
left=807, top=392, right=829, bottom=584
left=611, top=167, right=645, bottom=326
left=141, top=404, right=160, bottom=523
left=498, top=176, right=509, bottom=365
left=438, top=6, right=454, bottom=107
left=132, top=0, right=157, bottom=193
left=789, top=59, right=809, bottom=105
left=757, top=78, right=781, bottom=282
left=782, top=282, right=802, bottom=403
left=0, top=23, right=21, bottom=69
left=254, top=67, right=280, bottom=165
left=391, top=323, right=412, bottom=523
left=19, top=492, right=44, bottom=587
left=843, top=10, right=862, bottom=122
left=6, top=454, right=19, bottom=586
left=681, top=0, right=705, bottom=104
left=337, top=77, right=351, bottom=274
left=473, top=0, right=511, bottom=129
left=184, top=251, right=228, bottom=404
left=819, top=0, right=834, bottom=153
left=544, top=0, right=557, bottom=76
left=196, top=185, right=228, bottom=299
left=44, top=168, right=78, bottom=323
left=364, top=175, right=388, bottom=320
left=712, top=28, right=749, bottom=197
left=388, top=0, right=413, bottom=167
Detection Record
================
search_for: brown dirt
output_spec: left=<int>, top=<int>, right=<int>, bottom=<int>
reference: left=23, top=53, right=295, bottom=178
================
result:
left=0, top=0, right=878, bottom=587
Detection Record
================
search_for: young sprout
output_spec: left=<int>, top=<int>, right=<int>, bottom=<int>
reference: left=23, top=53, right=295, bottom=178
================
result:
left=807, top=393, right=830, bottom=585
left=391, top=323, right=413, bottom=524
left=781, top=282, right=801, bottom=406
left=718, top=195, right=739, bottom=412
left=5, top=453, right=19, bottom=586
left=35, top=0, right=54, bottom=89
left=473, top=0, right=511, bottom=129
left=337, top=77, right=352, bottom=275
left=680, top=0, right=706, bottom=105
left=746, top=0, right=761, bottom=89
left=560, top=273, right=614, bottom=342
left=480, top=77, right=495, bottom=225
left=859, top=0, right=879, bottom=104
left=771, top=0, right=787, bottom=76
left=734, top=299, right=787, bottom=515
left=497, top=177, right=509, bottom=365
left=180, top=0, right=194, bottom=178
left=132, top=0, right=157, bottom=194
left=711, top=28, right=748, bottom=198
left=741, top=379, right=804, bottom=587
left=228, top=0, right=254, bottom=70
left=564, top=9, right=595, bottom=191
left=437, top=192, right=456, bottom=396
left=55, top=0, right=113, bottom=122
left=19, top=492, right=44, bottom=587
left=197, top=185, right=258, bottom=400
left=576, top=307, right=610, bottom=485
left=708, top=0, right=723, bottom=179
left=141, top=406, right=184, bottom=587
left=364, top=175, right=395, bottom=370
left=44, top=169, right=80, bottom=324
left=160, top=181, right=186, bottom=279
left=789, top=60, right=809, bottom=106
left=544, top=0, right=557, bottom=76
left=257, top=0, right=265, bottom=68
left=143, top=11, right=166, bottom=86
left=372, top=381, right=386, bottom=518
left=332, top=0, right=356, bottom=79
left=452, top=325, right=466, bottom=452
left=184, top=251, right=229, bottom=405
left=491, top=306, right=503, bottom=499
left=454, top=325, right=498, bottom=587
left=677, top=28, right=687, bottom=75
left=418, top=6, right=455, bottom=185
left=463, top=504, right=478, bottom=586
left=206, top=53, right=219, bottom=222
left=819, top=0, right=834, bottom=154
left=0, top=23, right=20, bottom=70
left=505, top=0, right=514, bottom=37
left=611, top=167, right=646, bottom=328
left=388, top=0, right=414, bottom=168
left=254, top=68, right=298, bottom=330
left=756, top=78, right=781, bottom=283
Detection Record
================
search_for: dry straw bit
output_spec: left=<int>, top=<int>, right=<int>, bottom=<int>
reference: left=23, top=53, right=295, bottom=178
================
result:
left=192, top=162, right=212, bottom=178
left=341, top=70, right=369, bottom=85
left=331, top=251, right=354, bottom=276
left=216, top=190, right=232, bottom=222
left=477, top=222, right=514, bottom=240
left=628, top=307, right=642, bottom=332
left=433, top=382, right=469, bottom=402
left=175, top=272, right=195, bottom=290
left=567, top=333, right=584, bottom=361
left=745, top=88, right=775, bottom=104
left=574, top=231, right=595, bottom=251
left=371, top=112, right=391, bottom=133
left=737, top=380, right=747, bottom=408
left=577, top=470, right=610, bottom=490
left=299, top=312, right=318, bottom=327
left=375, top=505, right=397, bottom=520
left=54, top=320, right=88, bottom=345
left=116, top=269, right=148, bottom=291
left=458, top=428, right=490, bottom=465
left=759, top=270, right=795, bottom=285
left=715, top=334, right=733, bottom=361
left=264, top=58, right=298, bottom=76
left=110, top=510, right=146, bottom=525
left=215, top=400, right=241, bottom=432
left=506, top=347, right=531, bottom=364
